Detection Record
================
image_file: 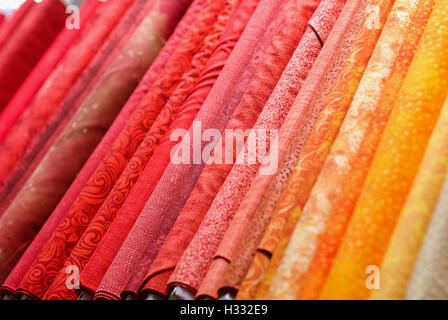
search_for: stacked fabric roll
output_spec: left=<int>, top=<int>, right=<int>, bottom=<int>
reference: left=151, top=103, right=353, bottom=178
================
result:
left=0, top=0, right=448, bottom=300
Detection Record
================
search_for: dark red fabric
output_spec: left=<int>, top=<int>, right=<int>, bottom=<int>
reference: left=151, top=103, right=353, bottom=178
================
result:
left=0, top=0, right=66, bottom=110
left=0, top=0, right=159, bottom=296
left=0, top=0, right=101, bottom=146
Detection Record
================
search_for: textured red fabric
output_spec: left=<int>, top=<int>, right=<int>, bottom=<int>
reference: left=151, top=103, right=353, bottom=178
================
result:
left=140, top=0, right=313, bottom=298
left=117, top=0, right=260, bottom=298
left=1, top=0, right=190, bottom=299
left=167, top=0, right=320, bottom=294
left=0, top=0, right=132, bottom=195
left=94, top=0, right=289, bottom=300
left=44, top=0, right=229, bottom=301
left=0, top=0, right=66, bottom=110
left=0, top=1, right=35, bottom=49
left=79, top=0, right=254, bottom=298
left=0, top=14, right=4, bottom=31
left=0, top=0, right=102, bottom=146
left=0, top=1, right=152, bottom=221
left=196, top=0, right=346, bottom=299
left=0, top=0, right=180, bottom=297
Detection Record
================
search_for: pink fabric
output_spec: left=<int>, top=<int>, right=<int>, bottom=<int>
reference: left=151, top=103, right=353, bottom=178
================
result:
left=94, top=0, right=286, bottom=300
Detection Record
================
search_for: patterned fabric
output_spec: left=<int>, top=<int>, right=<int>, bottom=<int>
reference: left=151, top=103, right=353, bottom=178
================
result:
left=43, top=0, right=232, bottom=301
left=221, top=0, right=362, bottom=298
left=197, top=0, right=346, bottom=299
left=94, top=0, right=287, bottom=300
left=12, top=0, right=191, bottom=300
left=321, top=0, right=448, bottom=299
left=267, top=0, right=432, bottom=300
left=168, top=0, right=320, bottom=294
left=302, top=0, right=433, bottom=300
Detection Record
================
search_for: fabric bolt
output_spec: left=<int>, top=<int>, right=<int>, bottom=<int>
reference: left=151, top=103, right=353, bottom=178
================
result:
left=196, top=0, right=346, bottom=299
left=372, top=43, right=448, bottom=300
left=137, top=0, right=311, bottom=299
left=221, top=0, right=362, bottom=299
left=0, top=0, right=133, bottom=194
left=251, top=0, right=394, bottom=300
left=95, top=0, right=287, bottom=300
left=137, top=0, right=289, bottom=300
left=81, top=0, right=258, bottom=300
left=265, top=0, right=431, bottom=300
left=0, top=0, right=35, bottom=50
left=0, top=0, right=102, bottom=145
left=3, top=0, right=191, bottom=298
left=0, top=0, right=66, bottom=110
left=0, top=0, right=139, bottom=284
left=168, top=0, right=320, bottom=295
left=75, top=0, right=210, bottom=297
left=1, top=0, right=193, bottom=297
left=405, top=163, right=448, bottom=299
left=235, top=0, right=379, bottom=300
left=321, top=0, right=448, bottom=300
left=44, top=0, right=232, bottom=301
left=299, top=0, right=433, bottom=300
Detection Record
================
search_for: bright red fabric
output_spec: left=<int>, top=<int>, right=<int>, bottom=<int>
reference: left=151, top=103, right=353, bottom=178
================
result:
left=0, top=0, right=66, bottom=110
left=0, top=0, right=102, bottom=145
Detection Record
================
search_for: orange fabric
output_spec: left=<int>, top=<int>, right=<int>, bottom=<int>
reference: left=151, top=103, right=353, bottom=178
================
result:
left=321, top=0, right=448, bottom=299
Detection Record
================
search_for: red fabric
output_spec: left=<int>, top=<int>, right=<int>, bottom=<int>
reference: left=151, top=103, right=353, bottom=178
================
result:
left=0, top=0, right=101, bottom=146
left=44, top=0, right=229, bottom=301
left=109, top=0, right=259, bottom=299
left=0, top=0, right=66, bottom=110
left=0, top=13, right=5, bottom=30
left=79, top=0, right=242, bottom=297
left=94, top=0, right=287, bottom=300
left=0, top=0, right=132, bottom=196
left=0, top=1, right=35, bottom=57
left=197, top=0, right=346, bottom=299
left=14, top=0, right=193, bottom=300
left=0, top=0, right=171, bottom=296
left=167, top=0, right=320, bottom=293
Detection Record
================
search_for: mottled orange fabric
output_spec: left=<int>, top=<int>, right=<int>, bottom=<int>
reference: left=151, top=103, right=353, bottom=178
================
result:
left=270, top=0, right=433, bottom=300
left=321, top=0, right=448, bottom=299
left=246, top=0, right=395, bottom=300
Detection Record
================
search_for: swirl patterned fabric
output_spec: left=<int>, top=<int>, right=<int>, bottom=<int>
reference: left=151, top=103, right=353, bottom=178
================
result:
left=299, top=0, right=433, bottom=300
left=43, top=0, right=232, bottom=301
left=90, top=0, right=259, bottom=299
left=0, top=0, right=66, bottom=110
left=266, top=0, right=432, bottom=300
left=245, top=0, right=394, bottom=300
left=138, top=0, right=286, bottom=299
left=321, top=0, right=448, bottom=299
left=167, top=0, right=320, bottom=295
left=94, top=0, right=287, bottom=300
left=220, top=0, right=362, bottom=298
left=76, top=0, right=208, bottom=297
left=0, top=0, right=158, bottom=297
left=10, top=0, right=192, bottom=300
left=197, top=0, right=346, bottom=300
